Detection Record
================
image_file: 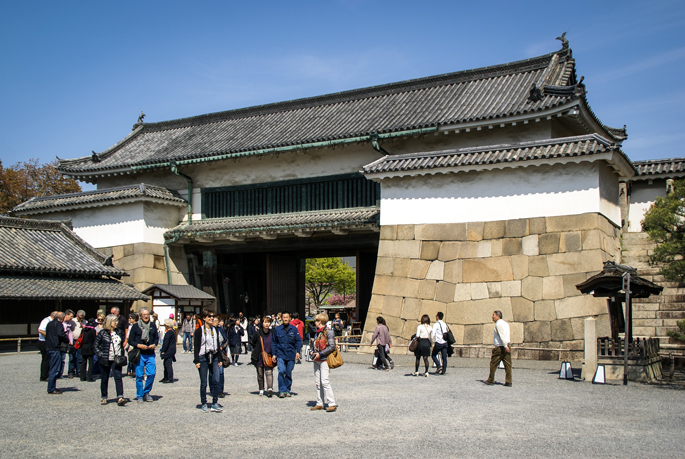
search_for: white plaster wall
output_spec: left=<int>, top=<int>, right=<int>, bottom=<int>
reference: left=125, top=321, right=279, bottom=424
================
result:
left=598, top=163, right=621, bottom=227
left=379, top=162, right=621, bottom=226
left=627, top=180, right=666, bottom=232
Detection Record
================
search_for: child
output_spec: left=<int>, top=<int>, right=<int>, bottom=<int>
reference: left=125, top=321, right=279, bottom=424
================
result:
left=160, top=319, right=177, bottom=383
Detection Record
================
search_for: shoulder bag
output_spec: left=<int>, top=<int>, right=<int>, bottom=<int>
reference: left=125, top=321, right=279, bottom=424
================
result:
left=327, top=345, right=343, bottom=369
left=441, top=322, right=456, bottom=346
left=408, top=334, right=419, bottom=352
left=260, top=335, right=276, bottom=368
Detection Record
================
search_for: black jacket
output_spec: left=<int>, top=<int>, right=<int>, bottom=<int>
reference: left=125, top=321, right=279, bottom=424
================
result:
left=193, top=325, right=220, bottom=364
left=94, top=328, right=125, bottom=362
left=79, top=327, right=97, bottom=356
left=45, top=319, right=69, bottom=352
left=128, top=321, right=159, bottom=355
left=160, top=329, right=177, bottom=361
left=247, top=323, right=259, bottom=342
left=227, top=325, right=245, bottom=348
left=250, top=327, right=273, bottom=365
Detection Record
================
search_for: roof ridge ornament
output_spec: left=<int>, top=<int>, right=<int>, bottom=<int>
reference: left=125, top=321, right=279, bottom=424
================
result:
left=91, top=151, right=100, bottom=163
left=556, top=32, right=569, bottom=49
left=528, top=83, right=544, bottom=102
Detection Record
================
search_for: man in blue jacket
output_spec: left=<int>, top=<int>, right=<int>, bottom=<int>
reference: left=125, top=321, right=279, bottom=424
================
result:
left=45, top=311, right=69, bottom=394
left=128, top=307, right=159, bottom=402
left=271, top=311, right=302, bottom=398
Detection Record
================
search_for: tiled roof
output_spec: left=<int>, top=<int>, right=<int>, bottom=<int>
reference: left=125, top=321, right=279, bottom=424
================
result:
left=58, top=46, right=626, bottom=176
left=362, top=134, right=634, bottom=177
left=142, top=284, right=216, bottom=300
left=165, top=207, right=380, bottom=239
left=633, top=158, right=685, bottom=178
left=12, top=183, right=186, bottom=215
left=0, top=217, right=126, bottom=277
left=0, top=275, right=148, bottom=301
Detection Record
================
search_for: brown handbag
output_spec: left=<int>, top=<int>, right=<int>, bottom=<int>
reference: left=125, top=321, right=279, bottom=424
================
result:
left=260, top=335, right=276, bottom=368
left=327, top=345, right=343, bottom=369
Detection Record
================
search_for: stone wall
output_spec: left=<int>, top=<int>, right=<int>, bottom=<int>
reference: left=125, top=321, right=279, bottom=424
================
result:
left=362, top=213, right=619, bottom=360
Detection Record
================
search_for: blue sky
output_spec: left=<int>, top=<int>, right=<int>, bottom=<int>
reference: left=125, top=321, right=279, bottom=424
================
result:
left=1, top=1, right=684, bottom=190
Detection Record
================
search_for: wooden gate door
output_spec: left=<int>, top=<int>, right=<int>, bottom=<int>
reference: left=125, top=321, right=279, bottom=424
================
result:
left=266, top=254, right=300, bottom=316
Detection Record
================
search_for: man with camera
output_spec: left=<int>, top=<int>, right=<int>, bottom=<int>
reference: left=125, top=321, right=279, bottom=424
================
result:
left=128, top=307, right=159, bottom=402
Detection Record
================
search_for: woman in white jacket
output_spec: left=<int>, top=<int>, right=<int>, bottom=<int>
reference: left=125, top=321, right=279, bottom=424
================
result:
left=412, top=314, right=433, bottom=377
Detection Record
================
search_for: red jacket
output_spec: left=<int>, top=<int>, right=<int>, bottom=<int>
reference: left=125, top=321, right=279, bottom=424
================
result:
left=290, top=319, right=304, bottom=339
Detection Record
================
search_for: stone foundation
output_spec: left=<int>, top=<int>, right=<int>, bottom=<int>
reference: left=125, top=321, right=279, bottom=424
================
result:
left=363, top=213, right=619, bottom=360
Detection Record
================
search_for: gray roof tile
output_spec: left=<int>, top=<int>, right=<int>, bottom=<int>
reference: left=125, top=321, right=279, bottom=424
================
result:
left=0, top=275, right=148, bottom=300
left=142, top=284, right=215, bottom=300
left=633, top=158, right=685, bottom=177
left=12, top=183, right=185, bottom=215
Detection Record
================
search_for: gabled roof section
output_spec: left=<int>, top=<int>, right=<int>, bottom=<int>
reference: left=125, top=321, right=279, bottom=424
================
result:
left=58, top=44, right=627, bottom=178
left=11, top=183, right=186, bottom=216
left=0, top=276, right=148, bottom=301
left=0, top=217, right=126, bottom=277
left=362, top=134, right=635, bottom=179
left=632, top=158, right=685, bottom=180
left=142, top=284, right=216, bottom=300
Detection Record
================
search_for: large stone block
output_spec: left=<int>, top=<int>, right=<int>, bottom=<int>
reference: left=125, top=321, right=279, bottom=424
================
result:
left=501, top=280, right=521, bottom=297
left=521, top=276, right=543, bottom=301
left=372, top=275, right=419, bottom=298
left=450, top=297, right=512, bottom=324
left=446, top=324, right=465, bottom=344
left=538, top=233, right=560, bottom=255
left=420, top=300, right=446, bottom=320
left=384, top=315, right=405, bottom=337
left=116, top=253, right=152, bottom=271
left=420, top=241, right=441, bottom=260
left=130, top=266, right=168, bottom=284
left=510, top=322, right=524, bottom=343
left=563, top=273, right=588, bottom=298
left=529, top=217, right=546, bottom=234
left=561, top=232, right=582, bottom=252
left=471, top=283, right=489, bottom=300
left=522, top=235, right=539, bottom=256
left=491, top=239, right=503, bottom=257
left=396, top=224, right=415, bottom=240
left=393, top=258, right=411, bottom=277
left=571, top=317, right=585, bottom=340
left=511, top=255, right=529, bottom=280
left=482, top=323, right=495, bottom=345
left=378, top=240, right=421, bottom=259
left=542, top=276, right=564, bottom=300
left=400, top=297, right=421, bottom=320
left=581, top=230, right=602, bottom=250
left=463, top=325, right=484, bottom=344
left=380, top=295, right=403, bottom=317
left=401, top=320, right=420, bottom=340
left=418, top=280, right=437, bottom=300
left=375, top=257, right=394, bottom=276
left=426, top=261, right=445, bottom=280
left=443, top=260, right=463, bottom=283
left=555, top=295, right=607, bottom=319
left=487, top=282, right=502, bottom=298
left=112, top=245, right=124, bottom=260
left=502, top=238, right=522, bottom=256
left=462, top=257, right=514, bottom=283
left=534, top=300, right=556, bottom=321
left=547, top=250, right=604, bottom=276
left=438, top=242, right=460, bottom=261
left=460, top=242, right=479, bottom=258
left=123, top=244, right=136, bottom=257
left=407, top=259, right=431, bottom=279
left=476, top=240, right=492, bottom=258
left=551, top=318, right=574, bottom=341
left=435, top=282, right=456, bottom=303
left=524, top=321, right=551, bottom=342
left=596, top=314, right=611, bottom=337
left=546, top=213, right=600, bottom=233
left=483, top=220, right=506, bottom=239
left=467, top=222, right=484, bottom=241
left=528, top=255, right=549, bottom=277
left=506, top=219, right=529, bottom=238
left=511, top=297, right=534, bottom=322
left=415, top=223, right=467, bottom=241
left=380, top=225, right=397, bottom=240
left=453, top=283, right=471, bottom=301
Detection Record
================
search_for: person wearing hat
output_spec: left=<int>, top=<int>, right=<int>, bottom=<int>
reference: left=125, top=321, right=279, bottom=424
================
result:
left=160, top=318, right=177, bottom=383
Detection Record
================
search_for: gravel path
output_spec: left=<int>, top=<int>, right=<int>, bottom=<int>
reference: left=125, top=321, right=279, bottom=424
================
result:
left=1, top=351, right=683, bottom=458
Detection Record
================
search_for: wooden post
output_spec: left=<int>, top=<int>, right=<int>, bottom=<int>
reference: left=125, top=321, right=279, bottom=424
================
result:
left=583, top=317, right=597, bottom=381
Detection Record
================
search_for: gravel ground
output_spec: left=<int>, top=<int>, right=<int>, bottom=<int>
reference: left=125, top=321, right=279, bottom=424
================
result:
left=1, top=351, right=684, bottom=458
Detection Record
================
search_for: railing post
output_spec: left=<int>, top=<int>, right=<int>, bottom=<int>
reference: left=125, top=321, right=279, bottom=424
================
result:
left=17, top=338, right=21, bottom=353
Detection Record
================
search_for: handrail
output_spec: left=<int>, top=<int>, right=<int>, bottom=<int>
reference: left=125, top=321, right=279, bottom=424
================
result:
left=0, top=337, right=39, bottom=353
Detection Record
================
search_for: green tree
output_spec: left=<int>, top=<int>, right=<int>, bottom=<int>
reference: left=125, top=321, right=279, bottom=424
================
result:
left=0, top=158, right=81, bottom=215
left=305, top=257, right=356, bottom=309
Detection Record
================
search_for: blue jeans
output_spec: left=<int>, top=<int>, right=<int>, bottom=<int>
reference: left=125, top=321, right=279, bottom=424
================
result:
left=198, top=354, right=220, bottom=405
left=183, top=332, right=192, bottom=352
left=277, top=359, right=295, bottom=394
left=68, top=349, right=81, bottom=376
left=135, top=353, right=156, bottom=398
left=47, top=350, right=62, bottom=392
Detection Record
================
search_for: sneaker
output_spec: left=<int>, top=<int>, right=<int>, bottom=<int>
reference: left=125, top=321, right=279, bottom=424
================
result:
left=144, top=394, right=153, bottom=402
left=136, top=397, right=144, bottom=403
left=67, top=374, right=74, bottom=379
left=218, top=393, right=225, bottom=398
left=211, top=403, right=223, bottom=412
left=482, top=380, right=494, bottom=386
left=278, top=393, right=286, bottom=398
left=504, top=383, right=512, bottom=387
left=201, top=404, right=209, bottom=412
left=326, top=406, right=337, bottom=412
left=267, top=389, right=273, bottom=398
left=259, top=390, right=264, bottom=396
left=48, top=389, right=62, bottom=394
left=285, top=392, right=292, bottom=397
left=117, top=397, right=128, bottom=406
left=310, top=405, right=324, bottom=411
left=101, top=398, right=107, bottom=405
left=389, top=361, right=395, bottom=370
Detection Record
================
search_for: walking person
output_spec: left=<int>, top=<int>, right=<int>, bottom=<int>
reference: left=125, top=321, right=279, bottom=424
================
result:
left=483, top=310, right=512, bottom=387
left=79, top=319, right=97, bottom=382
left=413, top=315, right=433, bottom=377
left=310, top=313, right=337, bottom=412
left=193, top=310, right=223, bottom=412
left=128, top=307, right=159, bottom=403
left=369, top=316, right=392, bottom=371
left=272, top=311, right=302, bottom=398
left=290, top=312, right=305, bottom=364
left=247, top=317, right=260, bottom=357
left=94, top=314, right=128, bottom=405
left=332, top=313, right=344, bottom=338
left=239, top=313, right=249, bottom=354
left=431, top=312, right=449, bottom=375
left=37, top=311, right=57, bottom=382
left=160, top=319, right=177, bottom=383
left=250, top=315, right=275, bottom=397
left=181, top=313, right=194, bottom=353
left=46, top=312, right=69, bottom=394
left=216, top=318, right=228, bottom=397
left=228, top=318, right=245, bottom=366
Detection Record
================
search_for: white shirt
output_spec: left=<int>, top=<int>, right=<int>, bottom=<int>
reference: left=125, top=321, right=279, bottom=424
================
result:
left=416, top=324, right=432, bottom=340
left=493, top=319, right=510, bottom=347
left=432, top=320, right=447, bottom=344
left=38, top=316, right=51, bottom=342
